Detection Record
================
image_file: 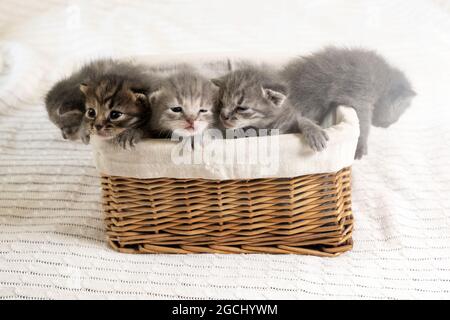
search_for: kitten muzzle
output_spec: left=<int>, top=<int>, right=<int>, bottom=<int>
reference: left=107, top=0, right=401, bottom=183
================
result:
left=220, top=112, right=237, bottom=128
left=221, top=120, right=236, bottom=129
left=93, top=127, right=121, bottom=139
left=184, top=119, right=197, bottom=131
left=95, top=130, right=114, bottom=138
left=220, top=112, right=231, bottom=121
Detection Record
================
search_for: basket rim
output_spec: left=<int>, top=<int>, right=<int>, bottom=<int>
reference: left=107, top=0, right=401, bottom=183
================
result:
left=92, top=106, right=359, bottom=180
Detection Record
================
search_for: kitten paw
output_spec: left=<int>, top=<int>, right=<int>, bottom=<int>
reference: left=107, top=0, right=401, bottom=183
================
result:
left=81, top=133, right=90, bottom=145
left=115, top=130, right=142, bottom=149
left=304, top=127, right=329, bottom=152
left=61, top=126, right=81, bottom=141
left=354, top=143, right=368, bottom=159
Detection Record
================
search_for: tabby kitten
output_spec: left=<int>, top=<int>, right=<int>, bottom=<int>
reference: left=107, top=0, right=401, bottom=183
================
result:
left=212, top=65, right=329, bottom=151
left=148, top=70, right=217, bottom=138
left=45, top=59, right=155, bottom=145
left=281, top=46, right=416, bottom=159
left=80, top=75, right=155, bottom=148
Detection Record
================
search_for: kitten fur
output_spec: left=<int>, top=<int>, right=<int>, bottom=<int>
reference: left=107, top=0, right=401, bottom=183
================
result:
left=148, top=69, right=217, bottom=138
left=281, top=46, right=416, bottom=159
left=45, top=58, right=155, bottom=143
left=45, top=63, right=93, bottom=141
left=212, top=64, right=329, bottom=151
left=79, top=59, right=157, bottom=148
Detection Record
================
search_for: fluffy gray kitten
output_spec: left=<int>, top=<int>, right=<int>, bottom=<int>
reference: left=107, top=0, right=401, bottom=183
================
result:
left=212, top=64, right=329, bottom=151
left=45, top=63, right=91, bottom=140
left=281, top=47, right=416, bottom=159
left=148, top=68, right=218, bottom=138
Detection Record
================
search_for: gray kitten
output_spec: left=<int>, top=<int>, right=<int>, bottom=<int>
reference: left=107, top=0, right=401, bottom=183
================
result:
left=79, top=61, right=157, bottom=148
left=211, top=65, right=329, bottom=151
left=148, top=69, right=217, bottom=138
left=281, top=47, right=416, bottom=159
left=45, top=64, right=91, bottom=140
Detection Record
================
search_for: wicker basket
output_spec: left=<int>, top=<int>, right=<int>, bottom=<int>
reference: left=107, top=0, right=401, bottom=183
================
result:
left=93, top=106, right=359, bottom=256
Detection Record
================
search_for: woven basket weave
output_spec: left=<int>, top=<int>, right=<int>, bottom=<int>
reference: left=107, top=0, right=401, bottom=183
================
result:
left=94, top=105, right=359, bottom=256
left=101, top=167, right=353, bottom=256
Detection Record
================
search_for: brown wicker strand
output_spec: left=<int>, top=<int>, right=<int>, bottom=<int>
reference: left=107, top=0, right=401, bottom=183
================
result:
left=102, top=167, right=354, bottom=256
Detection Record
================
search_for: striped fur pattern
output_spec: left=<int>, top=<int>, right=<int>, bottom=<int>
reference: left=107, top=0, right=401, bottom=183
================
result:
left=212, top=64, right=329, bottom=151
left=211, top=64, right=288, bottom=130
left=79, top=60, right=156, bottom=148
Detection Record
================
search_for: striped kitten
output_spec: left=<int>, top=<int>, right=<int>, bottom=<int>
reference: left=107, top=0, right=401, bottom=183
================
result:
left=212, top=64, right=329, bottom=151
left=80, top=61, right=157, bottom=148
left=45, top=59, right=156, bottom=146
left=148, top=69, right=217, bottom=138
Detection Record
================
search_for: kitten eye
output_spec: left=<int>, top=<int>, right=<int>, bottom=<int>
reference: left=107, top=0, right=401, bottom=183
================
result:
left=109, top=111, right=123, bottom=120
left=236, top=106, right=249, bottom=112
left=86, top=108, right=96, bottom=119
left=199, top=109, right=208, bottom=113
left=171, top=106, right=183, bottom=113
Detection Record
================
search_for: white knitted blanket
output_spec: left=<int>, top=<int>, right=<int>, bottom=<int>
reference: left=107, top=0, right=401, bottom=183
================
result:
left=1, top=0, right=449, bottom=299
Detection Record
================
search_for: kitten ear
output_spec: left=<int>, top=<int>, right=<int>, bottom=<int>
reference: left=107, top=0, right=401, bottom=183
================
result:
left=147, top=90, right=163, bottom=104
left=133, top=92, right=147, bottom=101
left=211, top=78, right=224, bottom=88
left=261, top=87, right=286, bottom=107
left=129, top=88, right=148, bottom=102
left=79, top=83, right=89, bottom=95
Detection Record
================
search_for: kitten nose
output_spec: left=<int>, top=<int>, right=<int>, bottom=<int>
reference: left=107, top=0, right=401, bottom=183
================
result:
left=186, top=118, right=195, bottom=126
left=95, top=124, right=103, bottom=131
left=221, top=113, right=230, bottom=121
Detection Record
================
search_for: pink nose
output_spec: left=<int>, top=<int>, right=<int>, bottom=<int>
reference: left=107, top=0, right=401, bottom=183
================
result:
left=186, top=119, right=195, bottom=126
left=221, top=112, right=230, bottom=121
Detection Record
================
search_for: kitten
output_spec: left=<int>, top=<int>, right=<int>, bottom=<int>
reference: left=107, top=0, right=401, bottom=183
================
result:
left=211, top=65, right=329, bottom=151
left=45, top=58, right=154, bottom=144
left=281, top=47, right=416, bottom=159
left=80, top=70, right=156, bottom=148
left=148, top=69, right=217, bottom=138
left=45, top=64, right=90, bottom=141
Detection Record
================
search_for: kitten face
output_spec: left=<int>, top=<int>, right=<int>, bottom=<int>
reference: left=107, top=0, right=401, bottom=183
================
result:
left=149, top=72, right=216, bottom=137
left=212, top=70, right=287, bottom=130
left=80, top=79, right=150, bottom=140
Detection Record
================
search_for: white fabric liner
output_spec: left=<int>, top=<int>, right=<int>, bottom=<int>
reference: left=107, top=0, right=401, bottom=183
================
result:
left=92, top=106, right=359, bottom=180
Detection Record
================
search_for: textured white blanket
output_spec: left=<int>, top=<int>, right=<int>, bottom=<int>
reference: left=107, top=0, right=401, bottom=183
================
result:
left=1, top=0, right=450, bottom=299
